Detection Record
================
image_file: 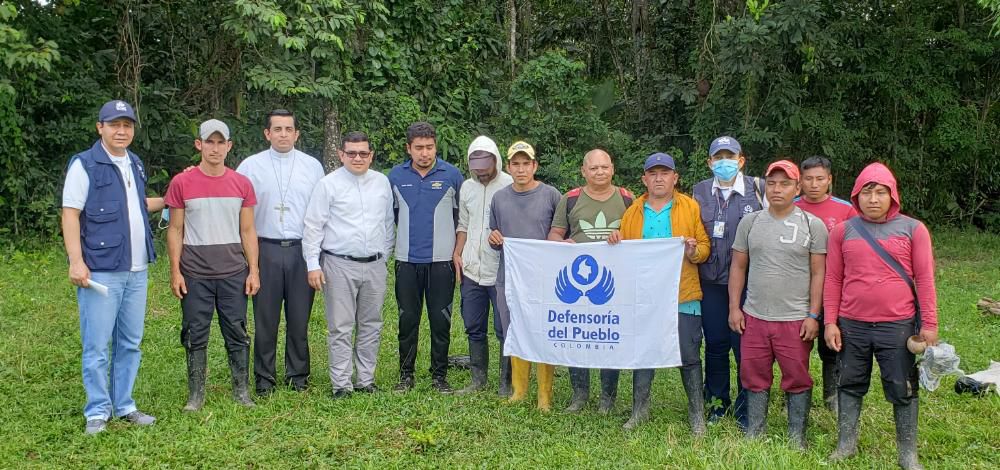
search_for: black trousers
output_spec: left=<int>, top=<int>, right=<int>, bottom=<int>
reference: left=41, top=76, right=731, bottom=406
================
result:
left=395, top=261, right=455, bottom=379
left=838, top=317, right=919, bottom=405
left=253, top=242, right=315, bottom=391
left=180, top=271, right=250, bottom=353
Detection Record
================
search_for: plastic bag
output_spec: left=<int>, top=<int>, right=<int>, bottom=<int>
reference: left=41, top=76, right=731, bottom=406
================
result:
left=961, top=361, right=1000, bottom=396
left=919, top=342, right=964, bottom=392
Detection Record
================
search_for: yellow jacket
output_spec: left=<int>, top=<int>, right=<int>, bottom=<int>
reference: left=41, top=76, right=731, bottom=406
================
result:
left=620, top=192, right=710, bottom=303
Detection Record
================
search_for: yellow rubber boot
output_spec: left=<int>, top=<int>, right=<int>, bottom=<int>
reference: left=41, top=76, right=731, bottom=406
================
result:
left=508, top=356, right=530, bottom=402
left=536, top=362, right=555, bottom=412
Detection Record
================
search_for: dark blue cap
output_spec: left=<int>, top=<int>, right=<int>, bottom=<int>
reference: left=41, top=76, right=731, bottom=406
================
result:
left=709, top=136, right=741, bottom=156
left=98, top=100, right=137, bottom=122
left=643, top=152, right=676, bottom=171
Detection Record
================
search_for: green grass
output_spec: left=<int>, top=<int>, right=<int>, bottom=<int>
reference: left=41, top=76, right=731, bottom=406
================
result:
left=1, top=228, right=998, bottom=468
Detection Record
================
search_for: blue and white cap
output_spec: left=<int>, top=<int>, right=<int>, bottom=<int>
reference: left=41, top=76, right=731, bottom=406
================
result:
left=709, top=136, right=741, bottom=157
left=98, top=100, right=137, bottom=122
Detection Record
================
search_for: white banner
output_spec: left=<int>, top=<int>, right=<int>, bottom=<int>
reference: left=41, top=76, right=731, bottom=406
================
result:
left=502, top=237, right=684, bottom=369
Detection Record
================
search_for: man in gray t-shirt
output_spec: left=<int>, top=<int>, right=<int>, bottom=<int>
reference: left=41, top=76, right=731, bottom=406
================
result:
left=727, top=160, right=827, bottom=449
left=486, top=141, right=561, bottom=412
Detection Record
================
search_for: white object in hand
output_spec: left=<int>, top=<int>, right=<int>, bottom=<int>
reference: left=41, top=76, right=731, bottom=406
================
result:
left=88, top=280, right=109, bottom=297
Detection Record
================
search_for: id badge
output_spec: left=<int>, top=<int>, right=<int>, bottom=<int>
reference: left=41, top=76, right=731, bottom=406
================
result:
left=712, top=221, right=726, bottom=239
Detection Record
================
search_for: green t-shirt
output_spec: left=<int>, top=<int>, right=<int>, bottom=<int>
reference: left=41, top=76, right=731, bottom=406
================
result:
left=551, top=188, right=629, bottom=243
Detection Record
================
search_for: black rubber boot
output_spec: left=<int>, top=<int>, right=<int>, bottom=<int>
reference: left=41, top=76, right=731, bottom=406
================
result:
left=457, top=340, right=489, bottom=394
left=786, top=389, right=812, bottom=450
left=183, top=348, right=207, bottom=412
left=597, top=369, right=620, bottom=415
left=894, top=401, right=923, bottom=470
left=680, top=365, right=706, bottom=436
left=623, top=369, right=654, bottom=429
left=565, top=367, right=590, bottom=412
left=822, top=361, right=839, bottom=413
left=227, top=348, right=255, bottom=407
left=745, top=390, right=770, bottom=438
left=829, top=392, right=863, bottom=461
left=498, top=355, right=512, bottom=397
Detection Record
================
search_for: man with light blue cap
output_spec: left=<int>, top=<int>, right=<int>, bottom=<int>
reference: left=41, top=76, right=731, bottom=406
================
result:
left=691, top=135, right=766, bottom=429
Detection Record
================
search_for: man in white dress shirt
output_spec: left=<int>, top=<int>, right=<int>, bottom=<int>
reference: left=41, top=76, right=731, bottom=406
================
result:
left=303, top=131, right=395, bottom=398
left=236, top=109, right=325, bottom=395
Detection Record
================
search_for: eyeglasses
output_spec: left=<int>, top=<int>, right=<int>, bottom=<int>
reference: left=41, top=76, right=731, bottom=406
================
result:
left=343, top=151, right=372, bottom=159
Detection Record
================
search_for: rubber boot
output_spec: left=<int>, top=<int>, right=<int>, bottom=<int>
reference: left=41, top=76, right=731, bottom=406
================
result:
left=227, top=348, right=255, bottom=407
left=745, top=390, right=770, bottom=438
left=508, top=356, right=530, bottom=402
left=623, top=369, right=654, bottom=429
left=894, top=401, right=924, bottom=470
left=829, top=392, right=863, bottom=461
left=498, top=340, right=512, bottom=397
left=822, top=361, right=839, bottom=414
left=597, top=369, right=620, bottom=415
left=183, top=348, right=207, bottom=412
left=680, top=365, right=706, bottom=436
left=565, top=367, right=590, bottom=412
left=458, top=340, right=489, bottom=394
left=536, top=363, right=555, bottom=412
left=786, top=389, right=812, bottom=450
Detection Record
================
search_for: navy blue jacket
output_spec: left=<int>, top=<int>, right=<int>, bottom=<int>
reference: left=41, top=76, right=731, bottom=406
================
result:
left=69, top=141, right=156, bottom=272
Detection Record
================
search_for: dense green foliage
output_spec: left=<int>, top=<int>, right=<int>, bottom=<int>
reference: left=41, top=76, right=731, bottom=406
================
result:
left=4, top=0, right=999, bottom=238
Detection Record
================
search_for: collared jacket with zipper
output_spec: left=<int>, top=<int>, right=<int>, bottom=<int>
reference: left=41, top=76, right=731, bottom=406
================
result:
left=456, top=136, right=512, bottom=286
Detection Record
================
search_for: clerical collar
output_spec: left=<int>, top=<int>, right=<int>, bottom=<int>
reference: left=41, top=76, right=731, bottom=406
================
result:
left=270, top=148, right=294, bottom=159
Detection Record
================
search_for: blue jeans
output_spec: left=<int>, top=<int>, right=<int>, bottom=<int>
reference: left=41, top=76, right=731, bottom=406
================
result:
left=459, top=276, right=502, bottom=343
left=77, top=270, right=148, bottom=420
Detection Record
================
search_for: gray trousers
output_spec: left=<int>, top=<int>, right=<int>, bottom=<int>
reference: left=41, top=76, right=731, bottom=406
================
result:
left=321, top=255, right=388, bottom=390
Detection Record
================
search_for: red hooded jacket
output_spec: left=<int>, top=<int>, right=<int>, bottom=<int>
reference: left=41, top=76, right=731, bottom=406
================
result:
left=823, top=163, right=938, bottom=330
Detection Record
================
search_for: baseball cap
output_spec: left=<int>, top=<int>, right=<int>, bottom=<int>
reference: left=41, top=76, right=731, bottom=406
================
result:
left=506, top=141, right=536, bottom=160
left=643, top=152, right=676, bottom=171
left=709, top=136, right=741, bottom=157
left=98, top=100, right=137, bottom=122
left=199, top=119, right=231, bottom=141
left=468, top=150, right=496, bottom=170
left=765, top=160, right=801, bottom=180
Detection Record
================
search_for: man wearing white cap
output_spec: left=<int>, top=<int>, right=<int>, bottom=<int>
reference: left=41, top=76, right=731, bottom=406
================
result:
left=453, top=136, right=513, bottom=395
left=165, top=119, right=260, bottom=410
left=237, top=109, right=325, bottom=395
left=62, top=100, right=165, bottom=434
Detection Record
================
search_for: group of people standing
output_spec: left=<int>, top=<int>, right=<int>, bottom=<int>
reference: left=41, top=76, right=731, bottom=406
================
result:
left=62, top=100, right=937, bottom=470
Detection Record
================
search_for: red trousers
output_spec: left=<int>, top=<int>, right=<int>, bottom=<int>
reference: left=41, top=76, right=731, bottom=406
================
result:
left=740, top=314, right=814, bottom=393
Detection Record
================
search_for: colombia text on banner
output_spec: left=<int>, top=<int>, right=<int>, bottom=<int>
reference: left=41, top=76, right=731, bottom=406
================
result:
left=502, top=237, right=683, bottom=369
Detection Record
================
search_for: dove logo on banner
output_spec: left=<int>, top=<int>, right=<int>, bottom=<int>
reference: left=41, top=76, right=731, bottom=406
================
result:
left=503, top=238, right=684, bottom=369
left=555, top=255, right=615, bottom=305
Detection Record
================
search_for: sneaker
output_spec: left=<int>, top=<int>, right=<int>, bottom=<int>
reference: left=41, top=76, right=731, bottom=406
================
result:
left=393, top=376, right=415, bottom=392
left=355, top=384, right=378, bottom=394
left=431, top=377, right=453, bottom=394
left=332, top=389, right=352, bottom=399
left=84, top=419, right=107, bottom=435
left=123, top=411, right=156, bottom=426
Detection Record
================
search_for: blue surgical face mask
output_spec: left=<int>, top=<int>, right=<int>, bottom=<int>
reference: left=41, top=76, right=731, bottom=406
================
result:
left=158, top=208, right=170, bottom=230
left=712, top=159, right=740, bottom=182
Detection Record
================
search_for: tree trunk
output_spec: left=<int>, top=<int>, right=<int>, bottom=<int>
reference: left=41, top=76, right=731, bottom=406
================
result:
left=323, top=103, right=343, bottom=172
left=508, top=0, right=517, bottom=77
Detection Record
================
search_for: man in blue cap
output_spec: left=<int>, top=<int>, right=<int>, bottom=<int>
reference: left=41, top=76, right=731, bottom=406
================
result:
left=61, top=100, right=165, bottom=434
left=691, top=135, right=766, bottom=429
left=608, top=153, right=710, bottom=432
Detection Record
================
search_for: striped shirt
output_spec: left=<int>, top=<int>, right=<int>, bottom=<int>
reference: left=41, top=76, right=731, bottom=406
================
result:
left=164, top=168, right=256, bottom=278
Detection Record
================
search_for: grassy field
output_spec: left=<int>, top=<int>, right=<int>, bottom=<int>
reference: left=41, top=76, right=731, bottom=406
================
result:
left=1, top=228, right=998, bottom=468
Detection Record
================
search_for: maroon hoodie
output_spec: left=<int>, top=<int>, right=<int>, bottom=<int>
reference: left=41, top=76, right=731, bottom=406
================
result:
left=823, top=163, right=938, bottom=330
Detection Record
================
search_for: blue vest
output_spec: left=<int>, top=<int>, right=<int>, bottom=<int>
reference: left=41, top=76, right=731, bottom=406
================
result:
left=69, top=140, right=156, bottom=272
left=692, top=175, right=763, bottom=285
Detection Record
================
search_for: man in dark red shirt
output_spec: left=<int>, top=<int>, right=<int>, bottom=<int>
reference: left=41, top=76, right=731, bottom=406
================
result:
left=793, top=156, right=857, bottom=414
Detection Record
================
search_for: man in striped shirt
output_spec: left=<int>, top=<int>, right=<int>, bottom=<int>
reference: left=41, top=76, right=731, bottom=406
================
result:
left=165, top=119, right=259, bottom=410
